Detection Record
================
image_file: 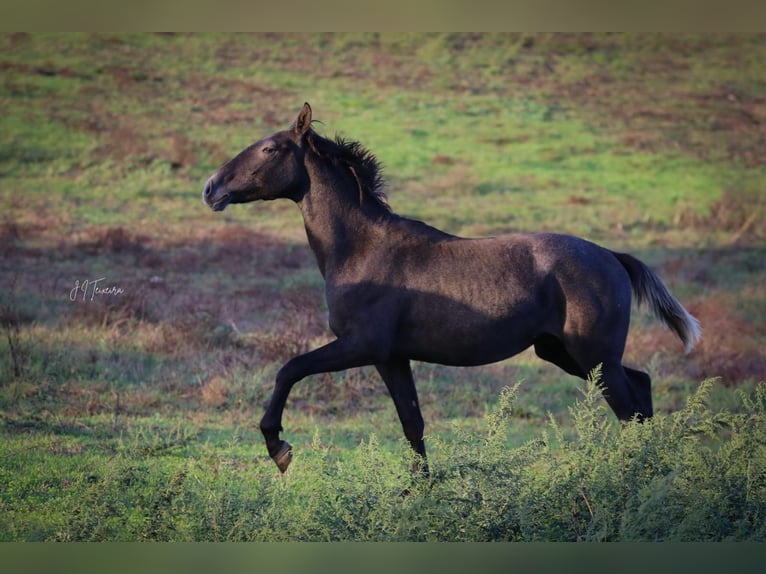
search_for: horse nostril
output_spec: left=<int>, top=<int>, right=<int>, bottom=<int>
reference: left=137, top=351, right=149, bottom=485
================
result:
left=202, top=178, right=215, bottom=202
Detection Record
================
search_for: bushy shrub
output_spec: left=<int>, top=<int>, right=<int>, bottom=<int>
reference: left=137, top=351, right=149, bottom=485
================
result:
left=389, top=373, right=766, bottom=541
left=209, top=372, right=764, bottom=542
left=249, top=371, right=765, bottom=542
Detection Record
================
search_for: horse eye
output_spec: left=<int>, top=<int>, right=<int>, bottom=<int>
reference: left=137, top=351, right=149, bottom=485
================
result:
left=262, top=146, right=276, bottom=154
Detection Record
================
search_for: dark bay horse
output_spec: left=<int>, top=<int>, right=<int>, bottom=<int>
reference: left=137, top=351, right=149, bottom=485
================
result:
left=202, top=103, right=701, bottom=475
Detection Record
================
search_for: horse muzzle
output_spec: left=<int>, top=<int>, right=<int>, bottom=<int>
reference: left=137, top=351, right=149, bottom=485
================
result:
left=202, top=177, right=231, bottom=211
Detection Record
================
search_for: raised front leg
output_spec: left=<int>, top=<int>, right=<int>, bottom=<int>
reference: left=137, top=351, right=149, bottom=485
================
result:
left=375, top=359, right=429, bottom=478
left=259, top=337, right=380, bottom=472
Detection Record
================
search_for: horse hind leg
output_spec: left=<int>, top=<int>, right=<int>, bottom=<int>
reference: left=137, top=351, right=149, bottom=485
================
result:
left=536, top=335, right=647, bottom=422
left=534, top=334, right=586, bottom=378
left=624, top=366, right=653, bottom=420
left=594, top=361, right=648, bottom=421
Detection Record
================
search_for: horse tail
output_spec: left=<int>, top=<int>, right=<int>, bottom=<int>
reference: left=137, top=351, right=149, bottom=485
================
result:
left=612, top=252, right=701, bottom=353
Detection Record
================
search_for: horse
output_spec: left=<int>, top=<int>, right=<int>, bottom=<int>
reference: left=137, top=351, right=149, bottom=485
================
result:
left=202, top=102, right=701, bottom=475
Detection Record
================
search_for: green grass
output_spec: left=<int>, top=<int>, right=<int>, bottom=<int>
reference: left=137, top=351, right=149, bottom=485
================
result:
left=2, top=33, right=766, bottom=541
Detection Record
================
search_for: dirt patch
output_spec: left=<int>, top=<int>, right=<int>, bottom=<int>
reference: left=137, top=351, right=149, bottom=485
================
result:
left=243, top=287, right=328, bottom=364
left=0, top=213, right=323, bottom=345
left=206, top=224, right=313, bottom=276
left=626, top=291, right=766, bottom=385
left=0, top=220, right=44, bottom=259
left=683, top=296, right=766, bottom=384
left=72, top=226, right=149, bottom=256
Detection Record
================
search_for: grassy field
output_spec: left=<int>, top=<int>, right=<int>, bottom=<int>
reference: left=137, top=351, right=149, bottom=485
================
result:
left=1, top=33, right=765, bottom=541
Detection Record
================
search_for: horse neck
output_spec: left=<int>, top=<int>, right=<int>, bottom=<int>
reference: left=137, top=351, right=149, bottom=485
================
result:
left=298, top=159, right=389, bottom=277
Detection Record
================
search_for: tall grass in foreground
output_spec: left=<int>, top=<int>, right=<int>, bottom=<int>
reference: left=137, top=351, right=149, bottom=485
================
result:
left=2, top=373, right=764, bottom=541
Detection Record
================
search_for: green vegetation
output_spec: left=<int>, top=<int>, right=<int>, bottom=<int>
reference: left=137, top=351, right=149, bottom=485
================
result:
left=1, top=33, right=765, bottom=540
left=2, top=375, right=764, bottom=541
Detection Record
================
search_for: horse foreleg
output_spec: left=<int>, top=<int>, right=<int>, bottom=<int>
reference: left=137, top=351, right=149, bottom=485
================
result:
left=375, top=359, right=429, bottom=478
left=259, top=337, right=378, bottom=473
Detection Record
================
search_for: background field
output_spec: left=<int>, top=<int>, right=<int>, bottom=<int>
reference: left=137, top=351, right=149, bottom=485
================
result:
left=1, top=33, right=765, bottom=541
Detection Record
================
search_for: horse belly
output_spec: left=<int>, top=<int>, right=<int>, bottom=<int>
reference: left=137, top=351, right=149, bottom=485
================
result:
left=393, top=302, right=540, bottom=366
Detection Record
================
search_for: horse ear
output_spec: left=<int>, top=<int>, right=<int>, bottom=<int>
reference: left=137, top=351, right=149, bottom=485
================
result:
left=292, top=102, right=312, bottom=136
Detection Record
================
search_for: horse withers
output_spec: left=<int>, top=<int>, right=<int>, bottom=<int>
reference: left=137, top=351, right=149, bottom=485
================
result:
left=202, top=103, right=701, bottom=475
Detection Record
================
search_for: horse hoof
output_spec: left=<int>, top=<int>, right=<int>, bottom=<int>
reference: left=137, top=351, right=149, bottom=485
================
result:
left=273, top=441, right=292, bottom=473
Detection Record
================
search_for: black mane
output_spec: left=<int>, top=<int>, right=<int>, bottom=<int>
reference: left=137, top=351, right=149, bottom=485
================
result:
left=306, top=130, right=390, bottom=212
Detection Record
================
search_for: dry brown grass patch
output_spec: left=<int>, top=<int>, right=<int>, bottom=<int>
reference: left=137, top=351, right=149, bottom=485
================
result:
left=200, top=376, right=229, bottom=408
left=627, top=291, right=765, bottom=385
